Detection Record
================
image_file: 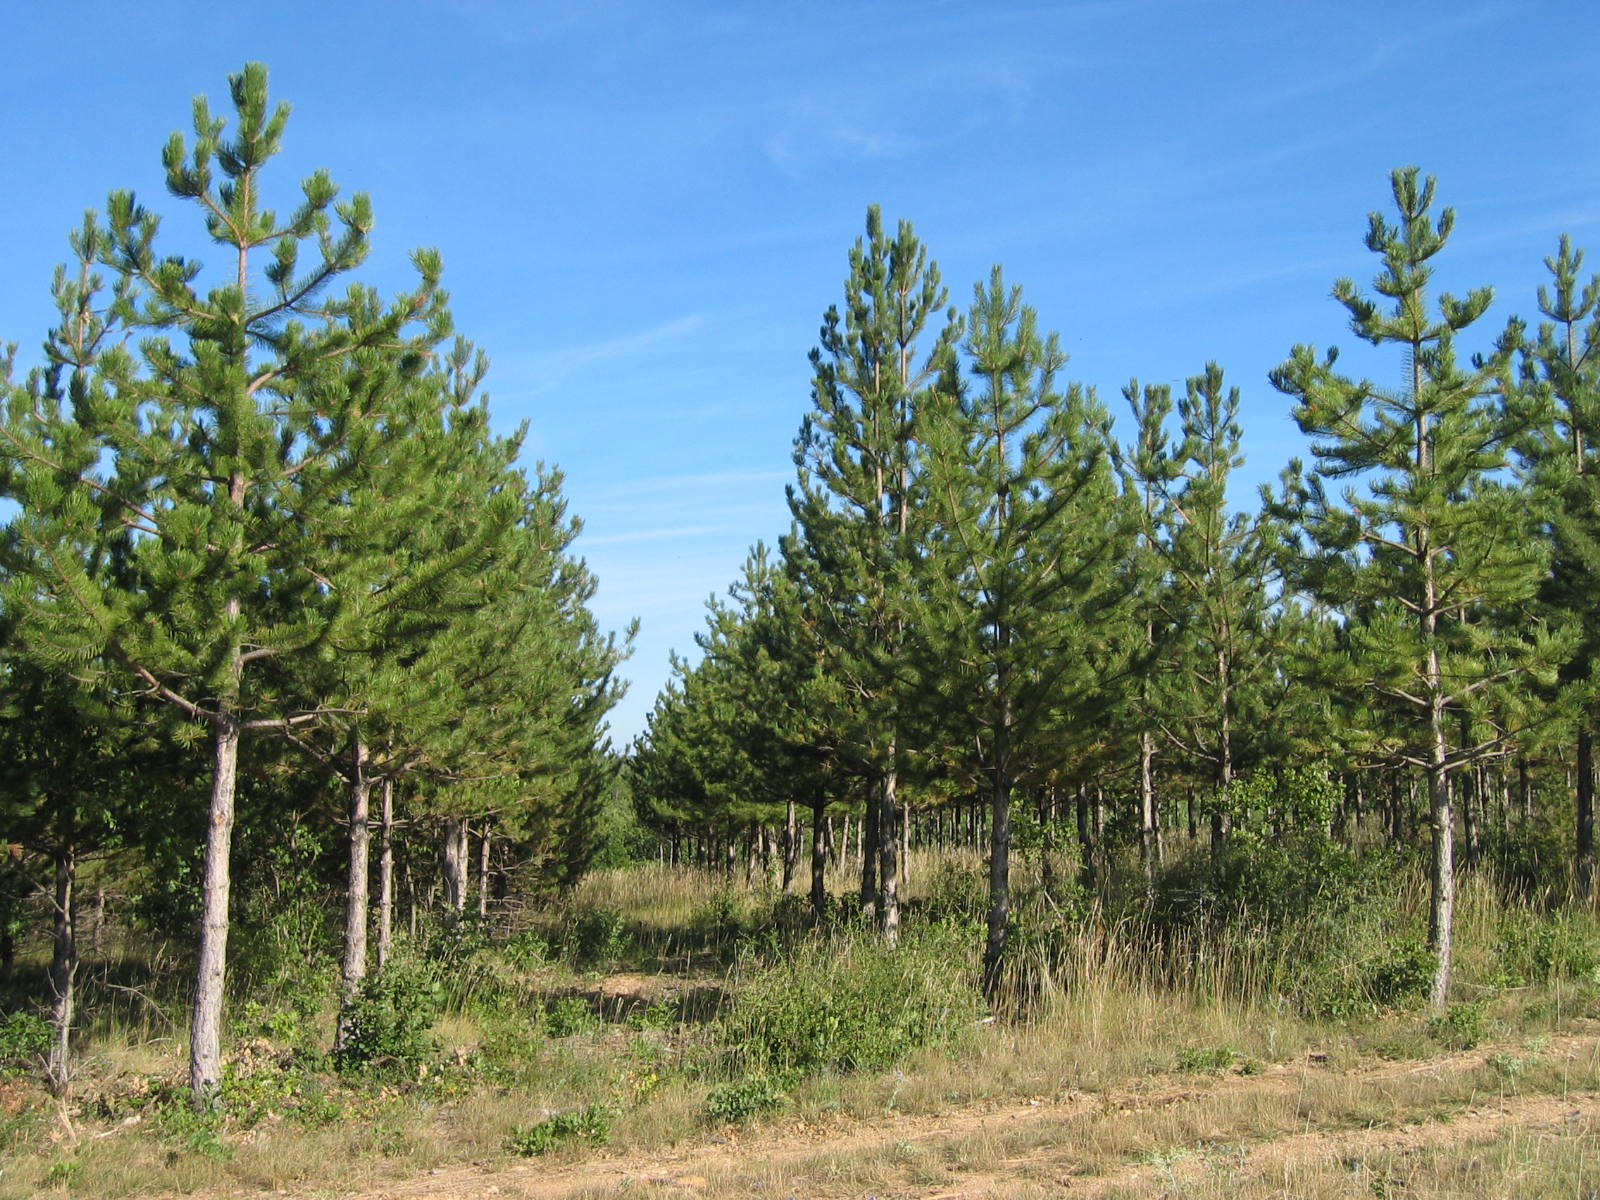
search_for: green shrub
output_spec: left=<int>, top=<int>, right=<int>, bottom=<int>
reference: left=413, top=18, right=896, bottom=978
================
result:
left=1364, top=945, right=1436, bottom=1010
left=1496, top=910, right=1600, bottom=986
left=333, top=961, right=442, bottom=1075
left=720, top=922, right=981, bottom=1075
left=0, top=1010, right=49, bottom=1076
left=704, top=1074, right=786, bottom=1124
left=507, top=1103, right=613, bottom=1155
left=542, top=993, right=600, bottom=1038
left=557, top=905, right=631, bottom=972
left=1175, top=1045, right=1238, bottom=1073
left=1429, top=1000, right=1491, bottom=1051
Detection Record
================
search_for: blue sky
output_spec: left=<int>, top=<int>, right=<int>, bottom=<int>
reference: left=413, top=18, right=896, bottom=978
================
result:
left=3, top=1, right=1597, bottom=746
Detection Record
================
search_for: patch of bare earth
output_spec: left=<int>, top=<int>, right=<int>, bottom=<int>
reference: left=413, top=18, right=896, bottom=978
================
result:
left=159, top=1033, right=1600, bottom=1199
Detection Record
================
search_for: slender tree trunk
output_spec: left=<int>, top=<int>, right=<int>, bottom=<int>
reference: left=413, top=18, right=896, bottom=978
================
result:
left=782, top=801, right=799, bottom=896
left=810, top=795, right=829, bottom=921
left=1076, top=784, right=1096, bottom=893
left=335, top=737, right=372, bottom=1054
left=47, top=843, right=76, bottom=1096
left=860, top=783, right=879, bottom=918
left=376, top=777, right=395, bottom=970
left=1427, top=697, right=1455, bottom=1007
left=984, top=702, right=1014, bottom=998
left=191, top=716, right=241, bottom=1105
left=91, top=886, right=105, bottom=958
left=441, top=817, right=469, bottom=912
left=477, top=823, right=491, bottom=918
left=1579, top=724, right=1595, bottom=904
left=879, top=764, right=901, bottom=946
left=1139, top=730, right=1158, bottom=899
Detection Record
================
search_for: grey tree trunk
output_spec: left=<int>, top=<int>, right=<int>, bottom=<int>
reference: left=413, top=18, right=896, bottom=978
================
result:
left=477, top=824, right=491, bottom=918
left=441, top=817, right=470, bottom=912
left=46, top=844, right=76, bottom=1096
left=334, top=737, right=372, bottom=1054
left=376, top=778, right=395, bottom=970
left=1579, top=725, right=1595, bottom=904
left=782, top=801, right=799, bottom=896
left=879, top=766, right=900, bottom=946
left=191, top=717, right=241, bottom=1105
left=810, top=795, right=829, bottom=920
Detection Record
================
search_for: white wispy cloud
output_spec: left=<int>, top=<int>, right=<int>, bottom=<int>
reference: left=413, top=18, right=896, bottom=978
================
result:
left=580, top=524, right=739, bottom=548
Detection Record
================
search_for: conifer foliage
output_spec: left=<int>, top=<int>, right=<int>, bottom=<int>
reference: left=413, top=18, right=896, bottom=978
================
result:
left=1, top=65, right=624, bottom=1102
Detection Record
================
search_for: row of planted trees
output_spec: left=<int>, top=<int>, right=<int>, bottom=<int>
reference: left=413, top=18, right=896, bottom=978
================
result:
left=633, top=170, right=1600, bottom=1011
left=0, top=66, right=629, bottom=1102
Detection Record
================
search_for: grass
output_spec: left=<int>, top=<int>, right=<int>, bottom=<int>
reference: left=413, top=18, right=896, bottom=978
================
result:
left=3, top=847, right=1600, bottom=1197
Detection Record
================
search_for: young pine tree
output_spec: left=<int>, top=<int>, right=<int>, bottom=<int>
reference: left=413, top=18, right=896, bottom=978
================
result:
left=1271, top=167, right=1569, bottom=1006
left=0, top=64, right=494, bottom=1102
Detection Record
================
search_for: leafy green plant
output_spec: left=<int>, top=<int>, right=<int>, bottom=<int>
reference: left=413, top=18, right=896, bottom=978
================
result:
left=333, top=961, right=442, bottom=1075
left=704, top=1074, right=787, bottom=1124
left=557, top=905, right=632, bottom=972
left=721, top=922, right=980, bottom=1075
left=507, top=1103, right=613, bottom=1155
left=0, top=1010, right=49, bottom=1076
left=1365, top=945, right=1436, bottom=1010
left=1175, top=1045, right=1239, bottom=1073
left=542, top=993, right=601, bottom=1038
left=1429, top=1000, right=1491, bottom=1051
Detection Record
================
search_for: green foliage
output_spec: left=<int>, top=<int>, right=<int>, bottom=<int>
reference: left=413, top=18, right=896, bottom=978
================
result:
left=921, top=858, right=989, bottom=924
left=1175, top=1045, right=1240, bottom=1073
left=507, top=1103, right=613, bottom=1155
left=704, top=1074, right=787, bottom=1124
left=1429, top=999, right=1492, bottom=1050
left=1494, top=910, right=1600, bottom=986
left=0, top=1009, right=49, bottom=1075
left=1364, top=946, right=1439, bottom=1011
left=541, top=994, right=601, bottom=1039
left=554, top=905, right=632, bottom=972
left=721, top=923, right=981, bottom=1075
left=333, top=961, right=443, bottom=1076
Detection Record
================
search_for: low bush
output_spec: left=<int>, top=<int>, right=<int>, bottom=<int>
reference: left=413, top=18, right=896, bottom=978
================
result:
left=719, top=921, right=981, bottom=1075
left=333, top=961, right=443, bottom=1076
left=507, top=1103, right=613, bottom=1155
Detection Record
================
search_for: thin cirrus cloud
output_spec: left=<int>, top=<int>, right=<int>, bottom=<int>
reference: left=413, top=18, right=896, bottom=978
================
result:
left=518, top=315, right=707, bottom=388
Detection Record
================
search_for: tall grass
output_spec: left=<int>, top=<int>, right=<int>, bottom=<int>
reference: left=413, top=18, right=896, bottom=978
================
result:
left=5, top=844, right=1600, bottom=1198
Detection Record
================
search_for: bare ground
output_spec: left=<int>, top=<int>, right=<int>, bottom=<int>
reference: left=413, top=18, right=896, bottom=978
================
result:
left=158, top=1031, right=1600, bottom=1200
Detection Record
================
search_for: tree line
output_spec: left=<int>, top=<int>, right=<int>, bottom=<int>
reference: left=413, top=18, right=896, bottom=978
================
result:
left=632, top=171, right=1598, bottom=1012
left=0, top=66, right=630, bottom=1103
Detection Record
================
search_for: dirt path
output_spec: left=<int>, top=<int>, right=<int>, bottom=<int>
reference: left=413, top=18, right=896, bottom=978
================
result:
left=223, top=1033, right=1600, bottom=1199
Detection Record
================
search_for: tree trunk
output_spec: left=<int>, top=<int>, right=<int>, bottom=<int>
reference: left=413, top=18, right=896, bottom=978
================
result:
left=1139, top=730, right=1158, bottom=899
left=441, top=817, right=470, bottom=911
left=1579, top=724, right=1595, bottom=904
left=782, top=801, right=799, bottom=896
left=191, top=717, right=241, bottom=1105
left=810, top=795, right=829, bottom=921
left=477, top=823, right=492, bottom=918
left=984, top=718, right=1013, bottom=999
left=859, top=784, right=879, bottom=918
left=1427, top=708, right=1455, bottom=1008
left=335, top=737, right=372, bottom=1055
left=46, top=843, right=76, bottom=1096
left=376, top=777, right=395, bottom=970
left=1076, top=784, right=1096, bottom=893
left=879, top=765, right=901, bottom=947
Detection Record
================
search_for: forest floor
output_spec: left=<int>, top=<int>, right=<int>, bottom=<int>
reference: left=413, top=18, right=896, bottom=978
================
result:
left=138, top=1024, right=1600, bottom=1200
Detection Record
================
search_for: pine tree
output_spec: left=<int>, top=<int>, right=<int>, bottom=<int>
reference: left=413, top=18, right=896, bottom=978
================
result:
left=1271, top=167, right=1569, bottom=1006
left=784, top=206, right=960, bottom=944
left=914, top=268, right=1131, bottom=991
left=0, top=64, right=494, bottom=1102
left=1509, top=236, right=1600, bottom=899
